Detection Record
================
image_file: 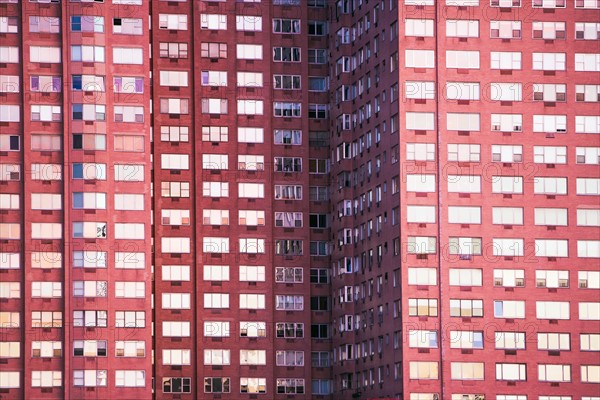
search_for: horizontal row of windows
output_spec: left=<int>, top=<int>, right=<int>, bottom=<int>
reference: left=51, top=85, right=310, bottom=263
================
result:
left=404, top=0, right=600, bottom=9
left=403, top=175, right=600, bottom=195
left=406, top=299, right=599, bottom=320
left=0, top=101, right=334, bottom=121
left=407, top=206, right=600, bottom=226
left=407, top=361, right=599, bottom=383
left=399, top=82, right=600, bottom=102
left=405, top=330, right=599, bottom=351
left=407, top=268, right=598, bottom=289
left=0, top=45, right=328, bottom=64
left=0, top=130, right=329, bottom=151
left=403, top=19, right=600, bottom=40
left=0, top=371, right=330, bottom=394
left=399, top=50, right=600, bottom=71
left=0, top=315, right=331, bottom=339
left=405, top=237, right=600, bottom=257
left=402, top=144, right=600, bottom=163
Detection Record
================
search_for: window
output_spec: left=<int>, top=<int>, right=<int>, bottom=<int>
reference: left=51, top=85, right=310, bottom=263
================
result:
left=405, top=50, right=435, bottom=68
left=496, top=363, right=527, bottom=381
left=236, top=15, right=262, bottom=31
left=274, top=102, right=301, bottom=117
left=276, top=295, right=304, bottom=311
left=115, top=311, right=145, bottom=328
left=240, top=321, right=266, bottom=338
left=273, top=47, right=301, bottom=62
left=575, top=53, right=600, bottom=72
left=31, top=371, right=61, bottom=388
left=240, top=294, right=266, bottom=309
left=73, top=369, right=108, bottom=387
left=238, top=210, right=265, bottom=226
left=273, top=18, right=300, bottom=34
left=73, top=281, right=107, bottom=297
left=274, top=185, right=301, bottom=201
left=579, top=271, right=600, bottom=289
left=238, top=100, right=264, bottom=115
left=406, top=19, right=434, bottom=37
left=204, top=321, right=229, bottom=337
left=579, top=302, right=600, bottom=320
left=0, top=47, right=18, bottom=63
left=113, top=47, right=143, bottom=65
left=202, top=182, right=228, bottom=198
left=240, top=349, right=267, bottom=365
left=203, top=237, right=229, bottom=254
left=163, top=378, right=191, bottom=393
left=73, top=251, right=107, bottom=269
left=450, top=299, right=483, bottom=317
left=239, top=238, right=265, bottom=254
left=71, top=16, right=104, bottom=32
left=73, top=341, right=107, bottom=357
left=449, top=331, right=483, bottom=349
left=163, top=321, right=191, bottom=337
left=488, top=82, right=522, bottom=102
left=451, top=362, right=484, bottom=380
left=576, top=23, right=600, bottom=40
left=113, top=18, right=142, bottom=34
left=31, top=105, right=61, bottom=122
left=308, top=49, right=327, bottom=64
left=31, top=341, right=60, bottom=358
left=202, top=154, right=228, bottom=170
left=239, top=265, right=266, bottom=282
left=535, top=239, right=569, bottom=257
left=538, top=364, right=571, bottom=382
left=0, top=312, right=19, bottom=328
left=532, top=21, right=565, bottom=40
left=29, top=16, right=60, bottom=33
left=581, top=365, right=600, bottom=383
left=409, top=361, right=439, bottom=380
left=408, top=298, right=438, bottom=317
left=236, top=44, right=262, bottom=60
left=161, top=42, right=189, bottom=59
left=535, top=208, right=568, bottom=227
left=239, top=183, right=264, bottom=198
left=159, top=14, right=187, bottom=30
left=73, top=133, right=106, bottom=151
left=580, top=333, right=600, bottom=351
left=449, top=269, right=482, bottom=286
left=576, top=116, right=600, bottom=134
left=446, top=50, right=480, bottom=69
left=204, top=377, right=230, bottom=393
left=276, top=322, right=303, bottom=338
left=533, top=52, right=566, bottom=71
left=115, top=282, right=145, bottom=298
left=204, top=349, right=230, bottom=365
left=162, top=182, right=190, bottom=198
left=533, top=0, right=566, bottom=7
left=490, top=21, right=521, bottom=39
left=494, top=300, right=525, bottom=318
left=73, top=310, right=107, bottom=327
left=240, top=378, right=266, bottom=394
left=32, top=282, right=61, bottom=298
left=72, top=104, right=105, bottom=121
left=30, top=46, right=61, bottom=63
left=0, top=283, right=19, bottom=299
left=538, top=333, right=570, bottom=350
left=495, top=332, right=526, bottom=349
left=576, top=0, right=600, bottom=8
left=115, top=370, right=145, bottom=387
left=408, top=330, right=438, bottom=348
left=201, top=14, right=227, bottom=30
left=536, top=301, right=570, bottom=320
left=446, top=82, right=480, bottom=101
left=276, top=378, right=304, bottom=394
left=71, top=45, right=105, bottom=62
left=446, top=19, right=478, bottom=37
left=276, top=350, right=304, bottom=366
left=30, top=76, right=60, bottom=93
left=491, top=52, right=521, bottom=70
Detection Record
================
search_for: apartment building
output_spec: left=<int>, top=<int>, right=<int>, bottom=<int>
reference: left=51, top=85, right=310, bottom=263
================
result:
left=0, top=0, right=598, bottom=399
left=393, top=1, right=600, bottom=399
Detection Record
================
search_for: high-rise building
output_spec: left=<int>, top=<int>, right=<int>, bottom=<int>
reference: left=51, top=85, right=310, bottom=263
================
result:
left=0, top=0, right=598, bottom=399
